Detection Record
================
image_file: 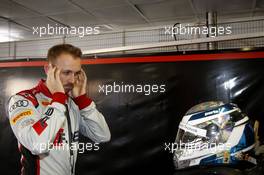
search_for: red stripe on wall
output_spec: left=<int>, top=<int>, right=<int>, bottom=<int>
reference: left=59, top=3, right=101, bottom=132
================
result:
left=0, top=51, right=263, bottom=68
left=0, top=61, right=45, bottom=67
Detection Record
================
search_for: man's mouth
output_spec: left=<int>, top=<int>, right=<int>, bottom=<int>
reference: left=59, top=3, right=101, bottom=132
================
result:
left=64, top=84, right=74, bottom=91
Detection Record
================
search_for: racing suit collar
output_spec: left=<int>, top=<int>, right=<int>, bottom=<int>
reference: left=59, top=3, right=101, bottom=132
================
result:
left=37, top=79, right=53, bottom=98
left=36, top=79, right=71, bottom=98
left=37, top=79, right=70, bottom=99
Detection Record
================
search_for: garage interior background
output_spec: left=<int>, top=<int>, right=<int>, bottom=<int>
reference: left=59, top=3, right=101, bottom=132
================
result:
left=0, top=0, right=264, bottom=175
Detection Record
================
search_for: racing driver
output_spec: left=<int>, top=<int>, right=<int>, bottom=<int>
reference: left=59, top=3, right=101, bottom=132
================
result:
left=8, top=44, right=111, bottom=175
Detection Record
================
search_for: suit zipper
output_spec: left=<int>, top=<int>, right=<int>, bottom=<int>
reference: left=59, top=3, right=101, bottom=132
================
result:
left=65, top=104, right=74, bottom=175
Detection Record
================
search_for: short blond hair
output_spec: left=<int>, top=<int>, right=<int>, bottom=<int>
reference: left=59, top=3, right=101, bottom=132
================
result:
left=47, top=44, right=82, bottom=63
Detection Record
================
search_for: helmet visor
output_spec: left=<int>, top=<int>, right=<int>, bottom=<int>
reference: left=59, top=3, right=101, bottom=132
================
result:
left=176, top=111, right=237, bottom=149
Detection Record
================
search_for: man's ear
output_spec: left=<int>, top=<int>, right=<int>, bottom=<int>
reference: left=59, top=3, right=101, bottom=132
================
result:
left=44, top=63, right=49, bottom=74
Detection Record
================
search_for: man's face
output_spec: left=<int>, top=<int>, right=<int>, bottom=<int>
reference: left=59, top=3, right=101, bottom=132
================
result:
left=53, top=53, right=81, bottom=93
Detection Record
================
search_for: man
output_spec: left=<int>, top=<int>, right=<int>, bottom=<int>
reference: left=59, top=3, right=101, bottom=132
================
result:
left=8, top=44, right=111, bottom=175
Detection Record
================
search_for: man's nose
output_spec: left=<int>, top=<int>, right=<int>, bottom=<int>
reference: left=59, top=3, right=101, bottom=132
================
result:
left=68, top=74, right=75, bottom=83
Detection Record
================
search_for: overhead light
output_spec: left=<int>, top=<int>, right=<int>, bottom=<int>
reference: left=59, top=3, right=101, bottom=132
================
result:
left=241, top=47, right=252, bottom=51
left=0, top=35, right=14, bottom=42
left=0, top=29, right=22, bottom=42
left=101, top=24, right=114, bottom=30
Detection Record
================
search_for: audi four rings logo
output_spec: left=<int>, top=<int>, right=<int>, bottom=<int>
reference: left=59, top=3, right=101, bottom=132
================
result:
left=9, top=100, right=29, bottom=112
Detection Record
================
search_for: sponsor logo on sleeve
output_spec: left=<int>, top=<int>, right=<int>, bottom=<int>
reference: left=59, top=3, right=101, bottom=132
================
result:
left=9, top=100, right=29, bottom=112
left=19, top=118, right=35, bottom=129
left=32, top=116, right=49, bottom=135
left=32, top=107, right=54, bottom=135
left=10, top=110, right=33, bottom=125
left=41, top=101, right=51, bottom=106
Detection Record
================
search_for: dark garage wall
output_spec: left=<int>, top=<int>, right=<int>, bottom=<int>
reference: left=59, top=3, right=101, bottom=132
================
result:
left=0, top=50, right=264, bottom=175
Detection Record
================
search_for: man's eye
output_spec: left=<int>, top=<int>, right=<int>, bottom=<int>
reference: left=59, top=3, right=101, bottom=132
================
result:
left=63, top=71, right=71, bottom=75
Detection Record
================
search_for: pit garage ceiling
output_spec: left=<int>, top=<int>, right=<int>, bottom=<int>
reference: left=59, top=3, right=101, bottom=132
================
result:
left=0, top=0, right=263, bottom=42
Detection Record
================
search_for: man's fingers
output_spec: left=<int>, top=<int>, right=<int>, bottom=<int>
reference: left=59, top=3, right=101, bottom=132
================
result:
left=79, top=71, right=84, bottom=81
left=46, top=64, right=52, bottom=76
left=54, top=67, right=57, bottom=79
left=52, top=66, right=56, bottom=79
left=55, top=68, right=61, bottom=81
left=81, top=69, right=87, bottom=82
left=76, top=69, right=85, bottom=83
left=47, top=64, right=56, bottom=80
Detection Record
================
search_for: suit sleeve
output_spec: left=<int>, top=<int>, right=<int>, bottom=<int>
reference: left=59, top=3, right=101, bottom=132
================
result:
left=8, top=92, right=67, bottom=155
left=73, top=94, right=111, bottom=143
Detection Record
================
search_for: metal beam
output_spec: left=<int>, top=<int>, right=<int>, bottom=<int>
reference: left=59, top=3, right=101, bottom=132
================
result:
left=0, top=16, right=31, bottom=31
left=251, top=0, right=257, bottom=17
left=206, top=11, right=218, bottom=50
left=188, top=0, right=199, bottom=21
left=67, top=0, right=116, bottom=30
left=125, top=0, right=151, bottom=25
left=10, top=0, right=69, bottom=28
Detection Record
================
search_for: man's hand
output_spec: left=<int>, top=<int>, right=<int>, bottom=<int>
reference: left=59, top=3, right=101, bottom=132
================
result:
left=46, top=64, right=65, bottom=94
left=71, top=69, right=87, bottom=98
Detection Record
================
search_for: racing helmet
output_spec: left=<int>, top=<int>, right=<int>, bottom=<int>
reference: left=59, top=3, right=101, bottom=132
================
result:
left=173, top=101, right=256, bottom=169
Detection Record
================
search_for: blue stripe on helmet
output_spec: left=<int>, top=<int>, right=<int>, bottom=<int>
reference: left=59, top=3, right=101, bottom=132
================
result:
left=188, top=103, right=237, bottom=121
left=229, top=123, right=255, bottom=154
